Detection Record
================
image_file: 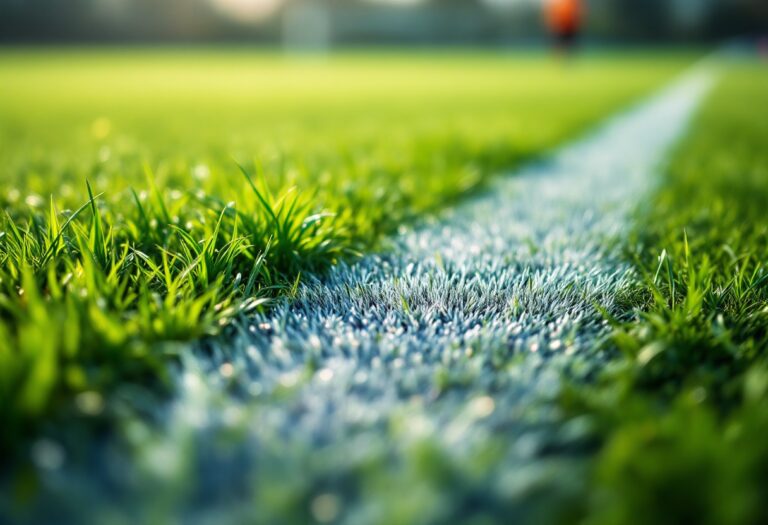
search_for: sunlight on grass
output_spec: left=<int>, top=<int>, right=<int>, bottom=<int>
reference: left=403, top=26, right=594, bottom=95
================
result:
left=0, top=49, right=693, bottom=456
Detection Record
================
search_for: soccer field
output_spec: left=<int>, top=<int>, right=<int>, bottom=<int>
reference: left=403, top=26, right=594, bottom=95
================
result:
left=0, top=49, right=691, bottom=441
left=2, top=48, right=768, bottom=524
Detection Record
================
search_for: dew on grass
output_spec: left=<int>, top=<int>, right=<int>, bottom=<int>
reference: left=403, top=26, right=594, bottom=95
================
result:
left=317, top=368, right=334, bottom=382
left=248, top=382, right=263, bottom=396
left=469, top=396, right=496, bottom=419
left=75, top=391, right=104, bottom=416
left=24, top=194, right=43, bottom=207
left=219, top=362, right=235, bottom=378
left=279, top=370, right=300, bottom=388
left=192, top=164, right=210, bottom=181
left=311, top=493, right=341, bottom=523
left=98, top=146, right=111, bottom=162
left=31, top=439, right=65, bottom=471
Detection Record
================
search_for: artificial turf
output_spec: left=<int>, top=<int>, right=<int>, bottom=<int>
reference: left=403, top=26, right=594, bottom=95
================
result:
left=0, top=49, right=693, bottom=455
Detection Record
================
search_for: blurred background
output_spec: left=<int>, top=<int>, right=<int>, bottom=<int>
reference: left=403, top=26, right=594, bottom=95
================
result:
left=1, top=0, right=767, bottom=47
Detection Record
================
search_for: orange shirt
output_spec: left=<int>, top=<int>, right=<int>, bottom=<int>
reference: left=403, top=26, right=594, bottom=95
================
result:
left=545, top=0, right=582, bottom=34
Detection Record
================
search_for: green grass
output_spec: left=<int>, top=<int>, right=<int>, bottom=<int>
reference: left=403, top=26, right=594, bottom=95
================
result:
left=561, top=61, right=768, bottom=525
left=0, top=48, right=692, bottom=455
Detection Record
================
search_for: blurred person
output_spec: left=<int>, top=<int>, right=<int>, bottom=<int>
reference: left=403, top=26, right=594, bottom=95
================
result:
left=545, top=0, right=583, bottom=54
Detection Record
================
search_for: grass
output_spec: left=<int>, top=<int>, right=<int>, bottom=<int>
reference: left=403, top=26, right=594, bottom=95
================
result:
left=0, top=48, right=693, bottom=457
left=560, top=60, right=768, bottom=525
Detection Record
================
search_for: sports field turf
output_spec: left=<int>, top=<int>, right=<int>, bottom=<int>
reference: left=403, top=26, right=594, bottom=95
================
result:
left=0, top=49, right=692, bottom=452
left=2, top=48, right=767, bottom=524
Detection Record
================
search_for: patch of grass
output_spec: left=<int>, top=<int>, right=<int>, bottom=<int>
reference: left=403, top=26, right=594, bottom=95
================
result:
left=561, top=60, right=768, bottom=525
left=0, top=49, right=692, bottom=456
